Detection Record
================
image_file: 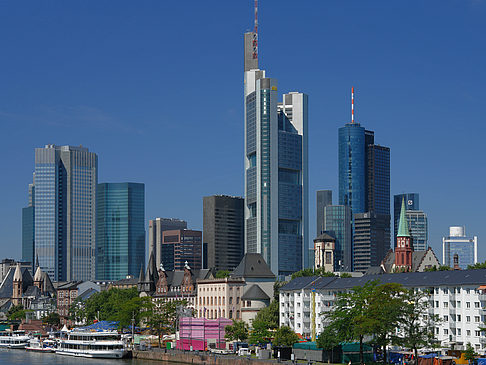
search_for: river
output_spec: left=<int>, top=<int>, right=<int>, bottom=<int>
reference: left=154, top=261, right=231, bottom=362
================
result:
left=0, top=349, right=168, bottom=365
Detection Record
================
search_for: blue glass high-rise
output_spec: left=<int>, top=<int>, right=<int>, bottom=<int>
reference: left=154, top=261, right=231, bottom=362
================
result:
left=96, top=183, right=145, bottom=281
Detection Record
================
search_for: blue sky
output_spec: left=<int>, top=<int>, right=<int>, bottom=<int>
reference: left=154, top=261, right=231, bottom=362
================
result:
left=0, top=1, right=485, bottom=264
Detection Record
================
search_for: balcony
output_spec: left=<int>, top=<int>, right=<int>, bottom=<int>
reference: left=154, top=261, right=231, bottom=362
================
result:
left=480, top=337, right=486, bottom=344
left=479, top=294, right=486, bottom=302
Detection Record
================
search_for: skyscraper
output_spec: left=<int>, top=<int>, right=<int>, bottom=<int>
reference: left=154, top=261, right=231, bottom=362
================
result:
left=203, top=195, right=244, bottom=271
left=316, top=190, right=332, bottom=236
left=393, top=193, right=419, bottom=241
left=338, top=89, right=390, bottom=271
left=442, top=226, right=478, bottom=269
left=323, top=205, right=352, bottom=271
left=22, top=177, right=35, bottom=271
left=161, top=229, right=203, bottom=271
left=148, top=218, right=187, bottom=269
left=244, top=29, right=308, bottom=277
left=96, top=183, right=145, bottom=281
left=33, top=145, right=97, bottom=281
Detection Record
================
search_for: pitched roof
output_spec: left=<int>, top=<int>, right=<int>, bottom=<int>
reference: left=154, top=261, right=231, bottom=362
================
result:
left=241, top=284, right=270, bottom=300
left=231, top=253, right=275, bottom=279
left=364, top=266, right=386, bottom=275
left=314, top=232, right=336, bottom=242
left=13, top=263, right=22, bottom=281
left=280, top=276, right=320, bottom=291
left=397, top=197, right=411, bottom=237
left=0, top=267, right=33, bottom=298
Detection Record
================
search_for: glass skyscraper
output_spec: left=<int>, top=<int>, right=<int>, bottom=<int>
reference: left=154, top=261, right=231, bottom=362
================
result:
left=323, top=205, right=352, bottom=271
left=442, top=226, right=478, bottom=269
left=393, top=193, right=419, bottom=242
left=316, top=190, right=332, bottom=236
left=33, top=145, right=97, bottom=281
left=406, top=210, right=428, bottom=251
left=96, top=183, right=145, bottom=281
left=244, top=31, right=308, bottom=277
left=22, top=179, right=35, bottom=271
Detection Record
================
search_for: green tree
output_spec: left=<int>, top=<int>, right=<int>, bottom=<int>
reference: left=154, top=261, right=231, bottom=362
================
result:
left=316, top=327, right=340, bottom=350
left=392, top=289, right=440, bottom=361
left=340, top=273, right=352, bottom=278
left=321, top=280, right=380, bottom=365
left=42, top=312, right=61, bottom=327
left=225, top=320, right=249, bottom=342
left=146, top=300, right=185, bottom=347
left=249, top=318, right=272, bottom=344
left=7, top=304, right=30, bottom=320
left=291, top=268, right=336, bottom=280
left=368, top=283, right=405, bottom=364
left=468, top=261, right=486, bottom=270
left=424, top=265, right=452, bottom=272
left=215, top=270, right=230, bottom=278
left=464, top=342, right=478, bottom=365
left=273, top=281, right=287, bottom=301
left=273, top=326, right=299, bottom=347
left=253, top=299, right=279, bottom=329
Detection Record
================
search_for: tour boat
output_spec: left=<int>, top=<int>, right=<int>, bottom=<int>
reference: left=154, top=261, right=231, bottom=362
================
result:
left=25, top=337, right=56, bottom=352
left=0, top=330, right=30, bottom=349
left=56, top=330, right=127, bottom=358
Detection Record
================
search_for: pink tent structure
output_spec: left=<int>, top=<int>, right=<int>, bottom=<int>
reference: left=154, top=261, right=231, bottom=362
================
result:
left=177, top=317, right=233, bottom=351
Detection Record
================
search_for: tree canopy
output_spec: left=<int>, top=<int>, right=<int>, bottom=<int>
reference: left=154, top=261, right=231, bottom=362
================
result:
left=215, top=270, right=230, bottom=278
left=273, top=326, right=299, bottom=347
left=225, top=320, right=248, bottom=342
left=291, top=267, right=336, bottom=280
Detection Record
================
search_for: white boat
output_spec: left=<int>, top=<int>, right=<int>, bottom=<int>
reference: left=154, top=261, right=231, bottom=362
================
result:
left=56, top=330, right=127, bottom=358
left=0, top=330, right=30, bottom=349
left=25, top=337, right=56, bottom=352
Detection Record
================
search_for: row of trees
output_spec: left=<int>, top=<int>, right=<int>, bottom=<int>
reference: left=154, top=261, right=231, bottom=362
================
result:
left=318, top=281, right=439, bottom=365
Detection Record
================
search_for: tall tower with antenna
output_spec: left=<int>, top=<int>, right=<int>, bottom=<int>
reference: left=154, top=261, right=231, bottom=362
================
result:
left=243, top=1, right=309, bottom=277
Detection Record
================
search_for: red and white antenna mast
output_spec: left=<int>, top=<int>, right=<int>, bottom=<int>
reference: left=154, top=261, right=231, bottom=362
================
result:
left=252, top=0, right=258, bottom=60
left=351, top=86, right=355, bottom=124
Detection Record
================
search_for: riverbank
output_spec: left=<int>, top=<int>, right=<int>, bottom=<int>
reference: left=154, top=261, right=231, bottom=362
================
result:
left=132, top=349, right=278, bottom=365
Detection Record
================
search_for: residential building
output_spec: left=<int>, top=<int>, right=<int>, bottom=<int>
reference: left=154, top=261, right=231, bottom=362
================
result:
left=148, top=218, right=187, bottom=269
left=56, top=280, right=100, bottom=325
left=96, top=182, right=145, bottom=281
left=33, top=144, right=98, bottom=281
left=443, top=226, right=478, bottom=269
left=316, top=190, right=332, bottom=236
left=280, top=270, right=486, bottom=351
left=161, top=229, right=203, bottom=271
left=203, top=195, right=244, bottom=271
left=244, top=30, right=308, bottom=278
left=323, top=205, right=352, bottom=272
left=353, top=212, right=390, bottom=272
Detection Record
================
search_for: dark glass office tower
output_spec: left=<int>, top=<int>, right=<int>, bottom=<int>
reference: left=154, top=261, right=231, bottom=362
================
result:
left=34, top=145, right=97, bottom=281
left=22, top=180, right=35, bottom=272
left=367, top=145, right=390, bottom=215
left=323, top=205, right=352, bottom=271
left=96, top=183, right=145, bottom=281
left=393, top=193, right=420, bottom=245
left=203, top=195, right=244, bottom=271
left=316, top=190, right=332, bottom=236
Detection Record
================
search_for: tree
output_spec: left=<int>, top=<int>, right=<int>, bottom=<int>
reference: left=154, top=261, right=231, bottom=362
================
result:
left=367, top=283, right=405, bottom=364
left=317, top=327, right=340, bottom=350
left=253, top=299, right=279, bottom=330
left=42, top=312, right=61, bottom=327
left=7, top=304, right=30, bottom=320
left=392, top=289, right=440, bottom=361
left=273, top=281, right=287, bottom=301
left=321, top=280, right=380, bottom=365
left=340, top=273, right=352, bottom=278
left=424, top=265, right=452, bottom=272
left=215, top=270, right=230, bottom=278
left=464, top=342, right=478, bottom=365
left=273, top=326, right=299, bottom=347
left=146, top=300, right=186, bottom=347
left=225, top=320, right=249, bottom=342
left=468, top=261, right=486, bottom=270
left=291, top=267, right=336, bottom=280
left=249, top=318, right=272, bottom=344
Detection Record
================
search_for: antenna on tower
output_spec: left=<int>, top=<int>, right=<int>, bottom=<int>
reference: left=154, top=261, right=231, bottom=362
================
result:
left=252, top=0, right=258, bottom=60
left=351, top=86, right=355, bottom=124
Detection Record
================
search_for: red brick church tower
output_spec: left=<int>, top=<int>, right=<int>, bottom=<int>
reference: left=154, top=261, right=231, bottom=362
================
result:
left=395, top=198, right=413, bottom=271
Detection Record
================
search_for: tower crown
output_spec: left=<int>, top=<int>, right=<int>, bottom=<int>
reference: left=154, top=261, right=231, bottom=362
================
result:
left=397, top=197, right=410, bottom=237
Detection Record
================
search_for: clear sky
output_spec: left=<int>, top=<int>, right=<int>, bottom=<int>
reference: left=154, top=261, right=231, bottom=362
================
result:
left=0, top=1, right=485, bottom=264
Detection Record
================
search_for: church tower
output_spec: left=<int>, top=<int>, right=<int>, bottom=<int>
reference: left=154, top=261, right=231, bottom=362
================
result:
left=12, top=263, right=23, bottom=306
left=394, top=198, right=413, bottom=271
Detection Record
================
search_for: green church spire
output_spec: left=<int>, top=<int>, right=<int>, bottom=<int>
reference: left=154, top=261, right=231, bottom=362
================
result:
left=397, top=197, right=410, bottom=237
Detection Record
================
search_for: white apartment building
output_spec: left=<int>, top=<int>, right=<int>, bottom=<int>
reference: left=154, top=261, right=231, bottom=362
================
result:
left=280, top=270, right=486, bottom=352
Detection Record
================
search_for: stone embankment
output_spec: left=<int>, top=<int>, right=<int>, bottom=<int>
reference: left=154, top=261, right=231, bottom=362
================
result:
left=132, top=349, right=278, bottom=365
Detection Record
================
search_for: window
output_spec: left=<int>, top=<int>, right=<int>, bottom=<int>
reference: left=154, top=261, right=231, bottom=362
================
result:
left=247, top=301, right=251, bottom=307
left=458, top=315, right=461, bottom=321
left=475, top=302, right=480, bottom=308
left=444, top=315, right=448, bottom=322
left=466, top=316, right=471, bottom=322
left=444, top=302, right=448, bottom=308
left=458, top=328, right=461, bottom=335
left=229, top=297, right=233, bottom=304
left=457, top=301, right=461, bottom=308
left=435, top=301, right=439, bottom=308
left=444, top=329, right=448, bottom=335
left=236, top=297, right=240, bottom=304
left=435, top=288, right=439, bottom=294
left=475, top=316, right=480, bottom=323
left=467, top=302, right=471, bottom=308
left=467, top=330, right=471, bottom=336
left=476, top=331, right=481, bottom=337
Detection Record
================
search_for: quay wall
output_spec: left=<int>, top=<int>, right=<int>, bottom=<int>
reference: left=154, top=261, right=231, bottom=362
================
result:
left=132, top=350, right=276, bottom=365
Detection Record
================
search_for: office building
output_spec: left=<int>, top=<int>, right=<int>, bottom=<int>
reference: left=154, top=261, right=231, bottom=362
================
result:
left=161, top=229, right=203, bottom=271
left=280, top=269, right=486, bottom=351
left=203, top=195, right=244, bottom=271
left=393, top=193, right=419, bottom=234
left=393, top=193, right=427, bottom=249
left=33, top=145, right=97, bottom=281
left=244, top=29, right=308, bottom=277
left=353, top=212, right=390, bottom=272
left=367, top=145, right=390, bottom=216
left=443, top=226, right=478, bottom=269
left=148, top=218, right=187, bottom=269
left=96, top=183, right=145, bottom=281
left=316, top=190, right=332, bottom=236
left=323, top=205, right=352, bottom=271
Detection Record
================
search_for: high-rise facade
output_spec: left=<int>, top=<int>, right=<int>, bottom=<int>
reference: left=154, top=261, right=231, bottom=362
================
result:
left=22, top=177, right=35, bottom=271
left=33, top=145, right=97, bottom=281
left=96, top=183, right=145, bottom=281
left=323, top=205, right=352, bottom=271
left=148, top=218, right=187, bottom=269
left=161, top=229, right=203, bottom=271
left=244, top=32, right=308, bottom=277
left=353, top=212, right=390, bottom=272
left=405, top=210, right=428, bottom=251
left=316, top=190, right=332, bottom=236
left=203, top=195, right=244, bottom=271
left=442, top=226, right=478, bottom=269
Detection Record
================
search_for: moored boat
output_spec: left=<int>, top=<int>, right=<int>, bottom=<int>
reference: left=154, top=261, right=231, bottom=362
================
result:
left=25, top=337, right=56, bottom=352
left=0, top=330, right=30, bottom=349
left=56, top=330, right=126, bottom=358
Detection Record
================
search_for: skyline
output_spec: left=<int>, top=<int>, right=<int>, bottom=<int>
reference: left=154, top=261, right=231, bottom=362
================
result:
left=1, top=1, right=485, bottom=263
